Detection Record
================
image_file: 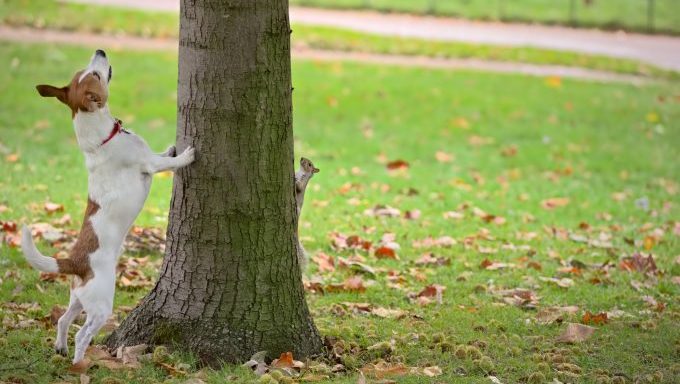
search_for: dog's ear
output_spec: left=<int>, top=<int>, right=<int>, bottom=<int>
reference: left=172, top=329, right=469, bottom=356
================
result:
left=36, top=84, right=68, bottom=104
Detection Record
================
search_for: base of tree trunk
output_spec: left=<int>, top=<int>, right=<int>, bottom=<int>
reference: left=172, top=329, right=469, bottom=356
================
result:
left=105, top=289, right=323, bottom=365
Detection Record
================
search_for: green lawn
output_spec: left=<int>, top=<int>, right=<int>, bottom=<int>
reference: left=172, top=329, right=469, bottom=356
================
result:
left=0, top=0, right=677, bottom=79
left=292, top=0, right=680, bottom=35
left=0, top=42, right=679, bottom=383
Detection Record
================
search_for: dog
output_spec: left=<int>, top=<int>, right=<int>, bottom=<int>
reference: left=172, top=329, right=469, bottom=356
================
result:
left=21, top=49, right=195, bottom=364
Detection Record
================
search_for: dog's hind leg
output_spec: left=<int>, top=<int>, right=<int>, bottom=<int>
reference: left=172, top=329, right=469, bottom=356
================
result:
left=55, top=293, right=83, bottom=357
left=72, top=309, right=109, bottom=364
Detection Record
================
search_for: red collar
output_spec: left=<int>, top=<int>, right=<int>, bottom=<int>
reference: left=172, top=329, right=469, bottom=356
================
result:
left=101, top=119, right=123, bottom=146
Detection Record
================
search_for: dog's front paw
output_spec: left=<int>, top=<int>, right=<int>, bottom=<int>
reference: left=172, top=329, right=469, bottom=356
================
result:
left=179, top=146, right=196, bottom=166
left=55, top=345, right=68, bottom=357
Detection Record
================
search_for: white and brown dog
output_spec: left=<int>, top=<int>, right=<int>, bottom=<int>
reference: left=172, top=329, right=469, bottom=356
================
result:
left=21, top=49, right=195, bottom=364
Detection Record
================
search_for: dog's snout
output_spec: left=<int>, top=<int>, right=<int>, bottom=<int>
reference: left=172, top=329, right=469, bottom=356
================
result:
left=95, top=49, right=106, bottom=58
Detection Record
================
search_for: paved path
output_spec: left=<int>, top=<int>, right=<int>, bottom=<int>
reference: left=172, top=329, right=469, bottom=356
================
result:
left=0, top=25, right=650, bottom=85
left=68, top=0, right=680, bottom=71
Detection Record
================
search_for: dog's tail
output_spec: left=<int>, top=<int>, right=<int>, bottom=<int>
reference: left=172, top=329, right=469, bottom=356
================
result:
left=21, top=226, right=59, bottom=273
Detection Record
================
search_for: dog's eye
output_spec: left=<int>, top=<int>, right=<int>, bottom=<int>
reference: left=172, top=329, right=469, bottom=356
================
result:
left=92, top=72, right=101, bottom=80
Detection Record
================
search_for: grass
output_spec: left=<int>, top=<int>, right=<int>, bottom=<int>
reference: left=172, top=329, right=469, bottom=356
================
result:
left=1, top=41, right=679, bottom=383
left=291, top=0, right=680, bottom=35
left=0, top=0, right=677, bottom=80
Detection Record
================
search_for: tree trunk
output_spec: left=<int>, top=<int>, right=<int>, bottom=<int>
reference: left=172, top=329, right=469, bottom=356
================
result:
left=106, top=0, right=322, bottom=364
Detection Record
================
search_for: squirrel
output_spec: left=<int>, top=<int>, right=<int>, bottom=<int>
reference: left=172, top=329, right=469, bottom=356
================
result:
left=294, top=157, right=319, bottom=272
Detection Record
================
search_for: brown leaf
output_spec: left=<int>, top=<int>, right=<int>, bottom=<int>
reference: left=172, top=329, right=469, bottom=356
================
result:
left=581, top=311, right=608, bottom=325
left=404, top=209, right=421, bottom=220
left=343, top=276, right=367, bottom=292
left=1, top=221, right=17, bottom=232
left=312, top=252, right=335, bottom=273
left=272, top=352, right=294, bottom=368
left=386, top=160, right=409, bottom=170
left=556, top=323, right=595, bottom=343
left=44, top=202, right=64, bottom=214
left=360, top=361, right=410, bottom=379
left=480, top=259, right=514, bottom=270
left=157, top=362, right=187, bottom=376
left=374, top=246, right=397, bottom=259
left=535, top=306, right=579, bottom=325
left=619, top=253, right=658, bottom=275
left=541, top=197, right=570, bottom=210
left=422, top=366, right=443, bottom=377
left=371, top=307, right=407, bottom=319
left=415, top=253, right=450, bottom=267
left=69, top=359, right=92, bottom=374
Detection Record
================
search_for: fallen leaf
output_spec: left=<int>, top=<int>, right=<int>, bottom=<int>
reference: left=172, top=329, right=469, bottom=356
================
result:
left=68, top=359, right=91, bottom=374
left=422, top=366, right=443, bottom=377
left=581, top=311, right=608, bottom=325
left=386, top=160, right=409, bottom=170
left=535, top=306, right=579, bottom=325
left=374, top=246, right=397, bottom=259
left=360, top=361, right=409, bottom=379
left=541, top=197, right=570, bottom=210
left=1, top=221, right=17, bottom=232
left=371, top=307, right=407, bottom=320
left=619, top=253, right=658, bottom=275
left=556, top=323, right=595, bottom=343
left=415, top=253, right=450, bottom=267
left=435, top=151, right=453, bottom=163
left=539, top=277, right=574, bottom=288
left=493, top=288, right=540, bottom=309
left=364, top=205, right=401, bottom=217
left=44, top=202, right=64, bottom=214
left=312, top=252, right=335, bottom=273
left=272, top=352, right=294, bottom=368
left=404, top=209, right=421, bottom=220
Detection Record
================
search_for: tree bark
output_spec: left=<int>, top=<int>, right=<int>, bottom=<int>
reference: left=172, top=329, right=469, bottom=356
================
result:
left=106, top=0, right=322, bottom=364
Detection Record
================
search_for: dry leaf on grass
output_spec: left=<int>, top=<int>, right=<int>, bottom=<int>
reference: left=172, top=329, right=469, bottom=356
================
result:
left=68, top=358, right=91, bottom=374
left=386, top=160, right=409, bottom=170
left=374, top=246, right=398, bottom=259
left=360, top=361, right=410, bottom=379
left=535, top=306, right=579, bottom=325
left=44, top=202, right=64, bottom=214
left=539, top=277, right=574, bottom=288
left=619, top=253, right=658, bottom=275
left=422, top=366, right=443, bottom=377
left=581, top=311, right=608, bottom=325
left=541, top=197, right=570, bottom=210
left=312, top=252, right=335, bottom=273
left=493, top=288, right=540, bottom=309
left=556, top=323, right=595, bottom=343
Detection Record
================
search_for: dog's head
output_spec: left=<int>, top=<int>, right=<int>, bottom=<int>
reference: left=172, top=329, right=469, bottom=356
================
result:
left=36, top=49, right=112, bottom=117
